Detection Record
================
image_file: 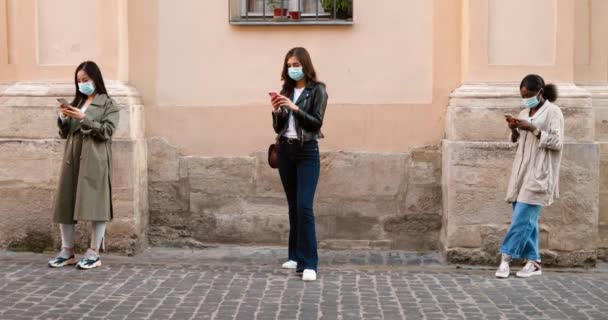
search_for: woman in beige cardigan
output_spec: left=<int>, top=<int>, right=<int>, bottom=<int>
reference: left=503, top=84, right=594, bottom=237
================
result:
left=495, top=74, right=564, bottom=279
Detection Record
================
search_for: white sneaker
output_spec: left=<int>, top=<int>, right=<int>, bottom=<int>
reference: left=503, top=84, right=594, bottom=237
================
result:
left=77, top=249, right=102, bottom=270
left=48, top=248, right=76, bottom=268
left=302, top=269, right=317, bottom=281
left=495, top=261, right=510, bottom=278
left=516, top=261, right=542, bottom=278
left=281, top=260, right=297, bottom=269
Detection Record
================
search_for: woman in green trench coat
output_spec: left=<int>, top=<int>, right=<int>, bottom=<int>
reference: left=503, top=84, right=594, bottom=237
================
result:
left=48, top=61, right=119, bottom=270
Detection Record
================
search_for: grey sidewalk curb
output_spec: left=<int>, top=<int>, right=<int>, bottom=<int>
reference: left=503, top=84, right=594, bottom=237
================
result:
left=2, top=246, right=607, bottom=276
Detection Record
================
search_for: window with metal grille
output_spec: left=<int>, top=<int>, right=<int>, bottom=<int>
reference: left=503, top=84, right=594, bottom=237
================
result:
left=229, top=0, right=353, bottom=25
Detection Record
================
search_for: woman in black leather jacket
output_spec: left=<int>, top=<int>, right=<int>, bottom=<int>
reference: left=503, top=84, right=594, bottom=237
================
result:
left=270, top=47, right=328, bottom=282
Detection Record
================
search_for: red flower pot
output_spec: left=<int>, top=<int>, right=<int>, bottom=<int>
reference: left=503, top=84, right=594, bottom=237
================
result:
left=273, top=8, right=288, bottom=18
left=289, top=11, right=301, bottom=20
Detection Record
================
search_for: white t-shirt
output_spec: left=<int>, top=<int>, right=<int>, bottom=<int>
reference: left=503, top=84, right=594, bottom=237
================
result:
left=283, top=88, right=304, bottom=139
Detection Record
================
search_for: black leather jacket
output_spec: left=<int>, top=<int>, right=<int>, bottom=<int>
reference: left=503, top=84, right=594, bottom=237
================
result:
left=272, top=82, right=328, bottom=142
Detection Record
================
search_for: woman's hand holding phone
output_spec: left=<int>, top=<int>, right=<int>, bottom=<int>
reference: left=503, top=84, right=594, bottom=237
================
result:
left=57, top=98, right=70, bottom=118
left=268, top=91, right=299, bottom=112
left=269, top=91, right=294, bottom=112
left=269, top=92, right=282, bottom=111
left=71, top=106, right=85, bottom=120
left=504, top=114, right=518, bottom=130
left=57, top=98, right=70, bottom=108
left=60, top=105, right=85, bottom=121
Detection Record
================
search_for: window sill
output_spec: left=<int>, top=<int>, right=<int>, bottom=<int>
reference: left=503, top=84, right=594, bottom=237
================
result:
left=230, top=19, right=353, bottom=26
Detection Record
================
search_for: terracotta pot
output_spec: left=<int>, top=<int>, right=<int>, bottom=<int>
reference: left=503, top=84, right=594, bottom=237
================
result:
left=273, top=8, right=288, bottom=17
left=289, top=11, right=301, bottom=20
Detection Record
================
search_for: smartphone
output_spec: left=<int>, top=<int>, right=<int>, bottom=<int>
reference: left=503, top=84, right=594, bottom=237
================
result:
left=504, top=114, right=518, bottom=125
left=268, top=91, right=279, bottom=99
left=57, top=98, right=69, bottom=107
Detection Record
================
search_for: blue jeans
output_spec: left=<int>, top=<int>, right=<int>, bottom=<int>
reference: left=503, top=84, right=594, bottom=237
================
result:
left=499, top=202, right=542, bottom=261
left=277, top=140, right=320, bottom=272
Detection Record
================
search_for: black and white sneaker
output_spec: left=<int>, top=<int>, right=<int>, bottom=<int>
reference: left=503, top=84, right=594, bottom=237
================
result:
left=77, top=249, right=102, bottom=270
left=48, top=249, right=76, bottom=268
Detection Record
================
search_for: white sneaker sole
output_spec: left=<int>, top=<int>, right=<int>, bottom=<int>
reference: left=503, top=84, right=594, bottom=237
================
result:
left=48, top=258, right=77, bottom=268
left=302, top=270, right=317, bottom=281
left=495, top=272, right=510, bottom=279
left=516, top=270, right=542, bottom=278
left=78, top=260, right=102, bottom=270
left=281, top=261, right=297, bottom=269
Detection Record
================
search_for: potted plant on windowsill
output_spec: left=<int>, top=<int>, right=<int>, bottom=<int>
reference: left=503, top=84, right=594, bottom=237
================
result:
left=321, top=0, right=353, bottom=20
left=289, top=11, right=301, bottom=20
left=269, top=0, right=288, bottom=19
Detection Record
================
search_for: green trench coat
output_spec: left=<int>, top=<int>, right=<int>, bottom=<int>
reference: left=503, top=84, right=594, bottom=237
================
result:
left=53, top=93, right=120, bottom=224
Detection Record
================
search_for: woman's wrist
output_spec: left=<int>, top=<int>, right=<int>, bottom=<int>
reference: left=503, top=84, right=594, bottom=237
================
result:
left=289, top=101, right=299, bottom=112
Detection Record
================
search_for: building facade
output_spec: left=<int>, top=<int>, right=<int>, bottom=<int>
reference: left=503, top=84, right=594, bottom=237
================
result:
left=0, top=0, right=606, bottom=265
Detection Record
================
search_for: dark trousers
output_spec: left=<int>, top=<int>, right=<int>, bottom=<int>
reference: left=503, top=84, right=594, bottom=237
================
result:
left=277, top=140, right=320, bottom=271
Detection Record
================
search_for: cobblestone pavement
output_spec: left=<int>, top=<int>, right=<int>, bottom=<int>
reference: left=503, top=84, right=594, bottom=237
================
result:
left=1, top=247, right=608, bottom=320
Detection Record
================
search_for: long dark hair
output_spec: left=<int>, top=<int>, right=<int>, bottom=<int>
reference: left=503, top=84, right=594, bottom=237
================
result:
left=280, top=47, right=320, bottom=97
left=71, top=61, right=108, bottom=108
left=519, top=74, right=558, bottom=102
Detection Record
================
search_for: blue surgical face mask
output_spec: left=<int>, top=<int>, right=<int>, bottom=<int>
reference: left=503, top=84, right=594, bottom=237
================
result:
left=288, top=67, right=305, bottom=81
left=78, top=81, right=95, bottom=96
left=522, top=91, right=542, bottom=109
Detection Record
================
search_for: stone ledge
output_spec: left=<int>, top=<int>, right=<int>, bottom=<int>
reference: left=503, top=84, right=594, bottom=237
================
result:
left=446, top=106, right=595, bottom=143
left=580, top=85, right=608, bottom=100
left=0, top=81, right=141, bottom=98
left=449, top=83, right=591, bottom=100
left=0, top=104, right=143, bottom=140
left=446, top=247, right=597, bottom=267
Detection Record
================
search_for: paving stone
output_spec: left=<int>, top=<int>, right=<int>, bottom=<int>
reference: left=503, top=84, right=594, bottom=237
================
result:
left=1, top=250, right=608, bottom=319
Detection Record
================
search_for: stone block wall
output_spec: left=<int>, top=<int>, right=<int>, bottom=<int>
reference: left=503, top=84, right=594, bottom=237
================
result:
left=442, top=83, right=601, bottom=266
left=582, top=85, right=608, bottom=261
left=0, top=82, right=148, bottom=255
left=2, top=81, right=605, bottom=266
left=147, top=138, right=443, bottom=251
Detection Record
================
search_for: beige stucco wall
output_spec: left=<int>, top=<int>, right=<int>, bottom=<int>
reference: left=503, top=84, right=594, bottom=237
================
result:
left=574, top=0, right=608, bottom=84
left=1, top=0, right=607, bottom=261
left=461, top=0, right=608, bottom=85
left=462, top=0, right=575, bottom=83
left=0, top=0, right=128, bottom=81
left=36, top=0, right=98, bottom=65
left=141, top=0, right=461, bottom=156
left=0, top=0, right=461, bottom=156
left=488, top=0, right=556, bottom=67
left=1, top=1, right=606, bottom=155
left=157, top=1, right=434, bottom=106
left=3, top=0, right=605, bottom=156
